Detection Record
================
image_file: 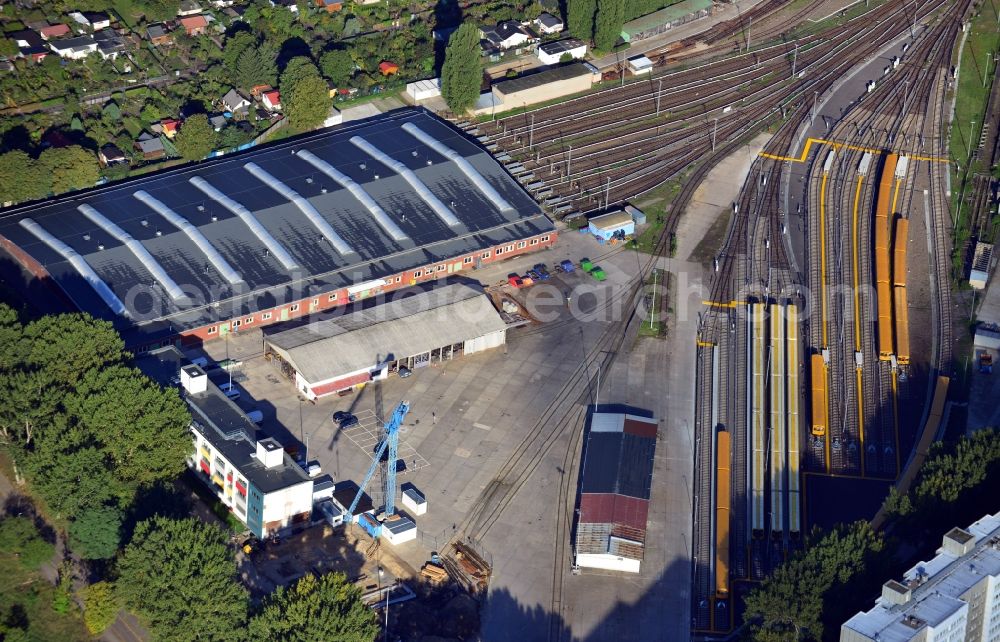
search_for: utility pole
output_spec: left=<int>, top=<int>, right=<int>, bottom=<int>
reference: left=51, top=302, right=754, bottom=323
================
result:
left=713, top=117, right=718, bottom=152
left=529, top=114, right=534, bottom=149
left=969, top=120, right=976, bottom=161
left=567, top=144, right=572, bottom=177
left=811, top=90, right=818, bottom=124
left=746, top=16, right=752, bottom=54
left=649, top=269, right=657, bottom=330
left=791, top=43, right=798, bottom=78
left=984, top=52, right=993, bottom=88
left=656, top=78, right=662, bottom=116
left=605, top=176, right=611, bottom=208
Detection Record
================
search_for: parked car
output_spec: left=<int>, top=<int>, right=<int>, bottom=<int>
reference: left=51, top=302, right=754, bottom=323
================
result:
left=336, top=413, right=358, bottom=428
left=333, top=410, right=351, bottom=423
left=526, top=269, right=541, bottom=281
left=508, top=273, right=523, bottom=288
left=398, top=366, right=412, bottom=378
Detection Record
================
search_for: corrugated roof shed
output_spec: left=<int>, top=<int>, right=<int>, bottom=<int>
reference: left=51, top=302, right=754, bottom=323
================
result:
left=0, top=110, right=551, bottom=342
left=578, top=412, right=657, bottom=507
left=263, top=281, right=506, bottom=383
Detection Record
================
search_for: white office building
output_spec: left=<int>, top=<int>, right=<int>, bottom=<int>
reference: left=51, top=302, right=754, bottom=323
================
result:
left=841, top=511, right=1000, bottom=642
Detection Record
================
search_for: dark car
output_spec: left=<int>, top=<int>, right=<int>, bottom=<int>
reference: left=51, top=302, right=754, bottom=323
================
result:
left=333, top=410, right=350, bottom=422
left=335, top=412, right=358, bottom=428
left=398, top=366, right=412, bottom=378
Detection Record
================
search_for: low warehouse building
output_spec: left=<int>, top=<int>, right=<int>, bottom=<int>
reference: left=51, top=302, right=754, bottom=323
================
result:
left=137, top=347, right=314, bottom=538
left=263, top=281, right=508, bottom=400
left=574, top=411, right=657, bottom=573
left=405, top=78, right=441, bottom=102
left=491, top=62, right=599, bottom=110
left=588, top=210, right=635, bottom=242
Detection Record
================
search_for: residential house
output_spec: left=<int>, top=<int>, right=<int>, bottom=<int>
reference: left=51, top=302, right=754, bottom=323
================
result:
left=480, top=20, right=536, bottom=51
left=179, top=15, right=209, bottom=36
left=209, top=114, right=228, bottom=131
left=211, top=0, right=234, bottom=6
left=269, top=0, right=299, bottom=13
left=11, top=30, right=49, bottom=62
left=98, top=143, right=127, bottom=166
left=93, top=30, right=126, bottom=60
left=38, top=24, right=71, bottom=40
left=537, top=38, right=586, bottom=65
left=134, top=132, right=165, bottom=160
left=161, top=118, right=180, bottom=138
left=314, top=0, right=342, bottom=11
left=146, top=24, right=172, bottom=46
left=535, top=12, right=564, bottom=34
left=221, top=88, right=251, bottom=114
left=261, top=89, right=280, bottom=111
left=177, top=0, right=203, bottom=15
left=49, top=35, right=98, bottom=59
left=378, top=60, right=399, bottom=76
left=69, top=11, right=111, bottom=31
left=223, top=5, right=247, bottom=20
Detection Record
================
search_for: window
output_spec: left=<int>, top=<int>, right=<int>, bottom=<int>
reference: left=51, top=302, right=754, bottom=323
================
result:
left=232, top=320, right=240, bottom=328
left=496, top=247, right=504, bottom=256
left=207, top=326, right=217, bottom=334
left=531, top=238, right=539, bottom=245
left=312, top=298, right=319, bottom=306
left=481, top=251, right=491, bottom=259
left=290, top=303, right=300, bottom=312
left=261, top=312, right=272, bottom=321
left=463, top=256, right=473, bottom=264
left=395, top=276, right=402, bottom=283
left=244, top=317, right=253, bottom=325
left=414, top=270, right=422, bottom=278
left=506, top=245, right=514, bottom=252
left=541, top=235, right=550, bottom=242
left=437, top=265, right=446, bottom=272
left=517, top=241, right=526, bottom=249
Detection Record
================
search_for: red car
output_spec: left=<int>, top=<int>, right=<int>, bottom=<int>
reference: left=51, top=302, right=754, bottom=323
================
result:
left=508, top=274, right=523, bottom=288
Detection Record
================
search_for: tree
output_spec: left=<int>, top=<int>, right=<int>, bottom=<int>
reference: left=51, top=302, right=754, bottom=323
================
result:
left=568, top=0, right=597, bottom=41
left=234, top=44, right=277, bottom=93
left=67, top=365, right=191, bottom=487
left=0, top=516, right=55, bottom=570
left=52, top=560, right=74, bottom=614
left=82, top=581, right=119, bottom=635
left=320, top=49, right=355, bottom=87
left=248, top=573, right=377, bottom=640
left=117, top=516, right=248, bottom=642
left=279, top=56, right=322, bottom=96
left=593, top=0, right=624, bottom=51
left=0, top=38, right=17, bottom=58
left=0, top=150, right=45, bottom=204
left=441, top=23, right=482, bottom=114
left=135, top=0, right=180, bottom=22
left=248, top=572, right=379, bottom=642
left=744, top=522, right=884, bottom=641
left=284, top=75, right=331, bottom=132
left=39, top=146, right=99, bottom=195
left=69, top=506, right=123, bottom=560
left=175, top=114, right=217, bottom=162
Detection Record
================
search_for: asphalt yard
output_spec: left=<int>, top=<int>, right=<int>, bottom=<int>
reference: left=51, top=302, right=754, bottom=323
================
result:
left=193, top=226, right=700, bottom=641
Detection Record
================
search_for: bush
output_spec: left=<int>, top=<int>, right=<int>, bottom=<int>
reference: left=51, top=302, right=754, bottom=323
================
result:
left=82, top=581, right=119, bottom=635
left=0, top=517, right=55, bottom=570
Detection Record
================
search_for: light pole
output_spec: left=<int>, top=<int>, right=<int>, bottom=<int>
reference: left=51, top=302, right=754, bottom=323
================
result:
left=969, top=120, right=976, bottom=161
left=811, top=91, right=818, bottom=124
left=712, top=117, right=718, bottom=152
left=656, top=78, right=662, bottom=116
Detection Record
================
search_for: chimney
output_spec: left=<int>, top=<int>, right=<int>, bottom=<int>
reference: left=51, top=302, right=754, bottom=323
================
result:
left=255, top=437, right=284, bottom=469
left=180, top=365, right=208, bottom=394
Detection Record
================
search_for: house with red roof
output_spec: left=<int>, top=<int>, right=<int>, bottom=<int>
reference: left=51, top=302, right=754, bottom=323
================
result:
left=161, top=118, right=180, bottom=138
left=261, top=90, right=281, bottom=112
left=39, top=24, right=71, bottom=40
left=179, top=15, right=209, bottom=36
left=378, top=61, right=399, bottom=76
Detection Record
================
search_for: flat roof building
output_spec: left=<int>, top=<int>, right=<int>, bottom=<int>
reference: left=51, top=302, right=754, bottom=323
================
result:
left=137, top=347, right=313, bottom=538
left=840, top=511, right=1000, bottom=642
left=574, top=411, right=658, bottom=573
left=0, top=110, right=554, bottom=351
left=263, top=280, right=507, bottom=399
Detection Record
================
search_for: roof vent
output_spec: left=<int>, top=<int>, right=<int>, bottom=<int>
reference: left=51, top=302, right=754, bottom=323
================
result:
left=411, top=150, right=418, bottom=157
left=141, top=219, right=148, bottom=226
left=197, top=204, right=205, bottom=211
left=97, top=243, right=104, bottom=250
left=321, top=187, right=327, bottom=194
left=83, top=233, right=91, bottom=241
left=427, top=160, right=432, bottom=165
left=306, top=177, right=313, bottom=184
left=156, top=229, right=162, bottom=236
left=211, top=215, right=218, bottom=222
left=360, top=163, right=366, bottom=171
left=374, top=174, right=379, bottom=179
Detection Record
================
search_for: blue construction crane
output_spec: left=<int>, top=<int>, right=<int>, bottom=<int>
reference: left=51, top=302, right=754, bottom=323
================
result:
left=345, top=400, right=410, bottom=531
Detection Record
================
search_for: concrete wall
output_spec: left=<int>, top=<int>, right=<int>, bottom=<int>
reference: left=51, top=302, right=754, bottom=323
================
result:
left=493, top=73, right=593, bottom=109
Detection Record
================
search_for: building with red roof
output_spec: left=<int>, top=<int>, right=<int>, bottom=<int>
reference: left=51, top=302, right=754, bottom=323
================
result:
left=179, top=15, right=209, bottom=36
left=378, top=61, right=399, bottom=76
left=39, top=24, right=72, bottom=40
left=574, top=410, right=658, bottom=573
left=261, top=90, right=281, bottom=112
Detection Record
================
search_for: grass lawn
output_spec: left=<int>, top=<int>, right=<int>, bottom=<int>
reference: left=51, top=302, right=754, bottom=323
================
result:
left=0, top=554, right=89, bottom=641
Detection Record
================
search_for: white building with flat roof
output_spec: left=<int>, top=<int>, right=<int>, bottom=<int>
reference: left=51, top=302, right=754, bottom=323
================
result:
left=841, top=512, right=1000, bottom=642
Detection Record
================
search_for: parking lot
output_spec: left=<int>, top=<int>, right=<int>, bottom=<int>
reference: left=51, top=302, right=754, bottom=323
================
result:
left=192, top=227, right=702, bottom=641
